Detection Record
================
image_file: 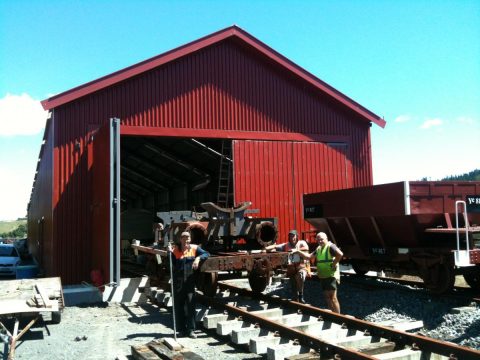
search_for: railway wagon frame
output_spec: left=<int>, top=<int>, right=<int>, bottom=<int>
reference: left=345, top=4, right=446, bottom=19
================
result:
left=303, top=181, right=480, bottom=293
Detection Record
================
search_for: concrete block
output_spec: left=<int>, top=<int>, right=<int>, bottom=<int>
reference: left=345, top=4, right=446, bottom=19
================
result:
left=374, top=348, right=421, bottom=360
left=249, top=335, right=281, bottom=354
left=63, top=284, right=102, bottom=306
left=216, top=319, right=246, bottom=336
left=315, top=327, right=354, bottom=341
left=267, top=343, right=309, bottom=360
left=378, top=319, right=423, bottom=332
left=232, top=325, right=262, bottom=344
left=451, top=306, right=477, bottom=314
left=251, top=308, right=284, bottom=319
left=278, top=313, right=313, bottom=326
left=103, top=276, right=149, bottom=303
left=334, top=334, right=372, bottom=347
left=203, top=313, right=229, bottom=329
left=292, top=320, right=325, bottom=334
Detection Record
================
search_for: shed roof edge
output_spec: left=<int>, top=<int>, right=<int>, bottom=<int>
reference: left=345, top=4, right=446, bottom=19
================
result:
left=41, top=25, right=386, bottom=128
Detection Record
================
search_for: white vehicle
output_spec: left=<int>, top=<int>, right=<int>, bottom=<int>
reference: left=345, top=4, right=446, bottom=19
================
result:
left=0, top=243, right=21, bottom=276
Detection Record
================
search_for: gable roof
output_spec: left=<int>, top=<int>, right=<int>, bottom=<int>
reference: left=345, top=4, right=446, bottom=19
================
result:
left=41, top=25, right=385, bottom=128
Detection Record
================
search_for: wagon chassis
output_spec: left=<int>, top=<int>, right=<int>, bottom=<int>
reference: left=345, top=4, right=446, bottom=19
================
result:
left=132, top=244, right=290, bottom=295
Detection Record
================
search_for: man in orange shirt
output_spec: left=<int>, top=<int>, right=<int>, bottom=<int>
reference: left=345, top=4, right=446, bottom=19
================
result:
left=169, top=231, right=209, bottom=338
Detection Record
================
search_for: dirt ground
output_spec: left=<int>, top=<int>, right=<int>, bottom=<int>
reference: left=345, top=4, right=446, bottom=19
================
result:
left=3, top=301, right=258, bottom=360
left=2, top=303, right=168, bottom=359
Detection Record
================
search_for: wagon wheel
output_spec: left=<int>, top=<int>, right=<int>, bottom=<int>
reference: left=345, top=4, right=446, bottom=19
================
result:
left=463, top=266, right=480, bottom=290
left=423, top=262, right=455, bottom=294
left=197, top=272, right=218, bottom=297
left=248, top=258, right=272, bottom=294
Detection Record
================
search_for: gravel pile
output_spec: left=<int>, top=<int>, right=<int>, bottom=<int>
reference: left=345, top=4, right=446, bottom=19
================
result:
left=266, top=276, right=480, bottom=350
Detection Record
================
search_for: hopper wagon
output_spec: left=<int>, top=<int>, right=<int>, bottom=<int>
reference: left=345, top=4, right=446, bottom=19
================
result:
left=303, top=181, right=480, bottom=293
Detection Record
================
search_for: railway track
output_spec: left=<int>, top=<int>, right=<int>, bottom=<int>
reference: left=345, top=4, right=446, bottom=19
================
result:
left=135, top=278, right=480, bottom=359
left=193, top=281, right=480, bottom=359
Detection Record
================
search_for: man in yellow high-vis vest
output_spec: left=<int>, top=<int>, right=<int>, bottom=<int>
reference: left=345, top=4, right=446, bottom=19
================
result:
left=295, top=231, right=343, bottom=313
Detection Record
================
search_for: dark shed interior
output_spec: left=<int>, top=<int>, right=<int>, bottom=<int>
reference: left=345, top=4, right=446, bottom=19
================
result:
left=120, top=136, right=233, bottom=242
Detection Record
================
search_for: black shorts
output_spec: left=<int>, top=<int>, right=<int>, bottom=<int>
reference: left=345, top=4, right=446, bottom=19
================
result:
left=318, top=277, right=338, bottom=291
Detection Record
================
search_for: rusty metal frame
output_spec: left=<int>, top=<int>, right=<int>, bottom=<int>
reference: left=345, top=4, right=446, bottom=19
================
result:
left=131, top=244, right=289, bottom=272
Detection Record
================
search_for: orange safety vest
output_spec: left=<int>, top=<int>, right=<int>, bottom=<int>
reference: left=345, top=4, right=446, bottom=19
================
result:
left=172, top=244, right=198, bottom=260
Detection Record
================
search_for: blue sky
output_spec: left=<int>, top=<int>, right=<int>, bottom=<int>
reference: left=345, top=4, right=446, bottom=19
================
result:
left=1, top=0, right=479, bottom=220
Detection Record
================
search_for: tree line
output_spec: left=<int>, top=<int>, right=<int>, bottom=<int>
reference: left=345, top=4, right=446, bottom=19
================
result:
left=0, top=224, right=27, bottom=239
left=420, top=169, right=480, bottom=182
left=441, top=168, right=480, bottom=181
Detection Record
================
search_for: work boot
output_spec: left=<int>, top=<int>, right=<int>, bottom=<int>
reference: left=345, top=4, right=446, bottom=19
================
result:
left=188, top=330, right=197, bottom=339
left=297, top=293, right=305, bottom=304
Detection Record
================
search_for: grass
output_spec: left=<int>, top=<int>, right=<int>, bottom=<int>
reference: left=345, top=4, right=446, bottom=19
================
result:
left=0, top=220, right=26, bottom=234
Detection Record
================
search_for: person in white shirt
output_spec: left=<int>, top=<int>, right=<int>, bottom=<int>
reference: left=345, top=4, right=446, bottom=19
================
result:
left=264, top=229, right=310, bottom=303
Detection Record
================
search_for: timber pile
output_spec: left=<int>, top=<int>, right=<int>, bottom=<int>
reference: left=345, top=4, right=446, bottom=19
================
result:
left=131, top=338, right=204, bottom=360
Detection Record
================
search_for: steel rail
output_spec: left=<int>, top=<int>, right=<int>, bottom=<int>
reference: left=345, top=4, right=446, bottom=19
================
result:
left=217, top=282, right=480, bottom=360
left=197, top=293, right=376, bottom=359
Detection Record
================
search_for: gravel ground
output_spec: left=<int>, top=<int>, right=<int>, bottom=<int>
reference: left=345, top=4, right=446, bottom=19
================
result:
left=4, top=275, right=480, bottom=359
left=3, top=299, right=260, bottom=360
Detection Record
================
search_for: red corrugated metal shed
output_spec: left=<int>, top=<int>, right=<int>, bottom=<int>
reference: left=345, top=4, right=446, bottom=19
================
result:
left=29, top=25, right=385, bottom=284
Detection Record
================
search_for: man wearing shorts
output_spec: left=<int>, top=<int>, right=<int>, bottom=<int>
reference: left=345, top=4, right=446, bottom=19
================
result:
left=296, top=231, right=343, bottom=312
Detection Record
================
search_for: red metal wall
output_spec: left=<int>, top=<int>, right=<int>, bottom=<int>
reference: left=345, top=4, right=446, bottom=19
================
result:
left=234, top=140, right=357, bottom=244
left=35, top=39, right=373, bottom=284
left=27, top=118, right=54, bottom=275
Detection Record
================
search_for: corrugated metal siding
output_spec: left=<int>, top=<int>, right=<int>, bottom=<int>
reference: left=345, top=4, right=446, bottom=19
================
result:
left=57, top=40, right=370, bottom=134
left=234, top=140, right=356, bottom=244
left=46, top=39, right=373, bottom=284
left=28, top=116, right=54, bottom=275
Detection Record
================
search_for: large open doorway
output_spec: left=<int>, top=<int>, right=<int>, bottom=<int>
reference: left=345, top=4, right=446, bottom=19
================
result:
left=118, top=136, right=234, bottom=277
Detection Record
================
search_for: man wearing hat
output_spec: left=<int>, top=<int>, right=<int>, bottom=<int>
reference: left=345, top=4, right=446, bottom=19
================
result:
left=264, top=229, right=310, bottom=303
left=168, top=231, right=209, bottom=338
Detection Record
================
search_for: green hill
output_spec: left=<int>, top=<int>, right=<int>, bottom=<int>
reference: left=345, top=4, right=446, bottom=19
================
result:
left=0, top=220, right=27, bottom=237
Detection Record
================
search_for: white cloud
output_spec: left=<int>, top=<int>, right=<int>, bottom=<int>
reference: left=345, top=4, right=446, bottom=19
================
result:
left=0, top=93, right=47, bottom=136
left=394, top=114, right=411, bottom=123
left=420, top=118, right=443, bottom=129
left=0, top=166, right=31, bottom=220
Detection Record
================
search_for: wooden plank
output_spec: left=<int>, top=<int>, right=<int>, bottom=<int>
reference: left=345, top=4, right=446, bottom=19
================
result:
left=357, top=341, right=396, bottom=356
left=0, top=277, right=62, bottom=315
left=8, top=318, right=20, bottom=360
left=131, top=344, right=160, bottom=360
left=163, top=337, right=182, bottom=351
left=15, top=316, right=39, bottom=341
left=148, top=340, right=184, bottom=359
left=180, top=351, right=205, bottom=360
left=35, top=284, right=54, bottom=308
left=286, top=352, right=320, bottom=359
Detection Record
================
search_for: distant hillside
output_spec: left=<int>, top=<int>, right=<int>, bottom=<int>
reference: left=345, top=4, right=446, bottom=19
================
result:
left=0, top=220, right=27, bottom=236
left=442, top=169, right=480, bottom=181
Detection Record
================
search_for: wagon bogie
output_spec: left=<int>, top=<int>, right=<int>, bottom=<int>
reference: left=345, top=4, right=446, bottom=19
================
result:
left=133, top=202, right=286, bottom=295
